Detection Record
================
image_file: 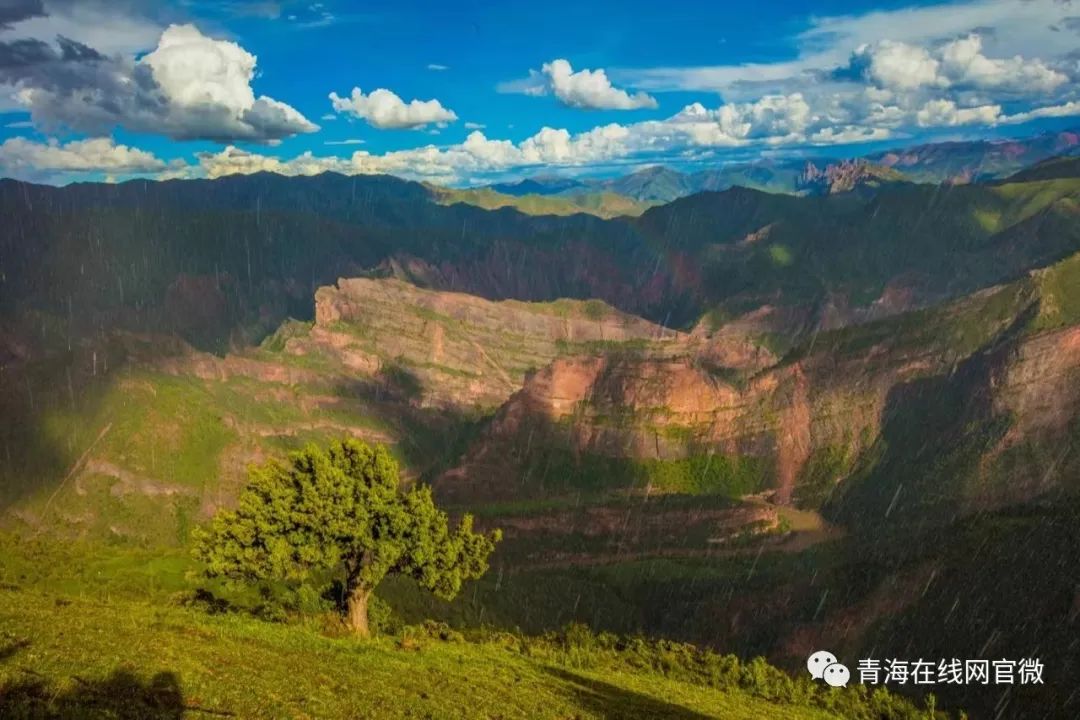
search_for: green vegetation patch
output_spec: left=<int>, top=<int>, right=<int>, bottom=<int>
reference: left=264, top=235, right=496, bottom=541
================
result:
left=793, top=444, right=858, bottom=510
left=1032, top=251, right=1080, bottom=331
left=519, top=449, right=771, bottom=498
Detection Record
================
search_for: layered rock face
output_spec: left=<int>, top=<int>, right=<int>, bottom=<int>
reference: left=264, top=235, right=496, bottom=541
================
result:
left=439, top=339, right=906, bottom=504
left=440, top=273, right=1080, bottom=518
left=301, top=277, right=682, bottom=409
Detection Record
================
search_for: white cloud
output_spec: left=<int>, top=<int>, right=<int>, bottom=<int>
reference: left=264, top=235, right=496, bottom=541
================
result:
left=848, top=41, right=944, bottom=91
left=139, top=24, right=318, bottom=141
left=324, top=138, right=366, bottom=145
left=1000, top=101, right=1080, bottom=125
left=848, top=34, right=1067, bottom=95
left=809, top=125, right=892, bottom=144
left=523, top=59, right=658, bottom=110
left=329, top=87, right=457, bottom=129
left=937, top=34, right=1066, bottom=93
left=915, top=98, right=1002, bottom=127
left=653, top=94, right=817, bottom=147
left=427, top=63, right=448, bottom=71
left=463, top=121, right=486, bottom=130
left=0, top=136, right=167, bottom=174
left=4, top=23, right=318, bottom=143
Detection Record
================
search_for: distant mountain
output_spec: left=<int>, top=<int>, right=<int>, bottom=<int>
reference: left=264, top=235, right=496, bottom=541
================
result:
left=3, top=167, right=1078, bottom=361
left=1002, top=154, right=1080, bottom=183
left=488, top=166, right=695, bottom=203
left=689, top=158, right=813, bottom=194
left=478, top=128, right=1080, bottom=202
left=597, top=166, right=697, bottom=202
left=795, top=158, right=909, bottom=195
left=488, top=176, right=588, bottom=196
left=867, top=129, right=1080, bottom=183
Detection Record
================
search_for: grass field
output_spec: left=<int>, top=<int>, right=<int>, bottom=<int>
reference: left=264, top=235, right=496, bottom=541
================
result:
left=0, top=586, right=843, bottom=720
left=0, top=534, right=949, bottom=719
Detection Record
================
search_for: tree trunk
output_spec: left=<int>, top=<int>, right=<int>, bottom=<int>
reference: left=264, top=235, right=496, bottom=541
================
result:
left=346, top=586, right=371, bottom=637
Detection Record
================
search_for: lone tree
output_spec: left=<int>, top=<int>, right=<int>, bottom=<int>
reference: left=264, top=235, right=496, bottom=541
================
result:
left=193, top=439, right=500, bottom=636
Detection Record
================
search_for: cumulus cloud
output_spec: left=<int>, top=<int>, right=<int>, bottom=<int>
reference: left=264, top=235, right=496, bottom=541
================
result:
left=526, top=59, right=658, bottom=110
left=845, top=41, right=944, bottom=91
left=1000, top=100, right=1080, bottom=124
left=329, top=87, right=457, bottom=129
left=937, top=34, right=1066, bottom=93
left=845, top=34, right=1067, bottom=95
left=0, top=136, right=168, bottom=175
left=501, top=59, right=658, bottom=110
left=915, top=99, right=1002, bottom=127
left=809, top=125, right=892, bottom=144
left=665, top=94, right=815, bottom=145
left=0, top=23, right=317, bottom=142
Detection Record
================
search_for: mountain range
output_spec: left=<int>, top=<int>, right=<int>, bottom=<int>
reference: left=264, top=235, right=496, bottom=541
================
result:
left=482, top=128, right=1080, bottom=203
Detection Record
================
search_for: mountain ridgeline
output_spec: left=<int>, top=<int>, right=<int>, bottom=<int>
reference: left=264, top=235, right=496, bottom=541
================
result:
left=485, top=129, right=1080, bottom=200
left=3, top=140, right=1080, bottom=718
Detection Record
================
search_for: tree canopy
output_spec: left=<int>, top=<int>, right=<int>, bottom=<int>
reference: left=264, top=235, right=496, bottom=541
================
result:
left=193, top=439, right=500, bottom=635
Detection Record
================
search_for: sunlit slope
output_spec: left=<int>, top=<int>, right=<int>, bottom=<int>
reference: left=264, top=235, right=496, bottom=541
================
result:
left=636, top=178, right=1080, bottom=317
left=0, top=281, right=679, bottom=543
left=430, top=185, right=653, bottom=218
left=0, top=535, right=946, bottom=720
left=0, top=591, right=840, bottom=720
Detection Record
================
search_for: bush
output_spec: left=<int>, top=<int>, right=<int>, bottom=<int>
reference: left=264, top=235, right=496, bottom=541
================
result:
left=500, top=624, right=955, bottom=720
left=365, top=595, right=403, bottom=636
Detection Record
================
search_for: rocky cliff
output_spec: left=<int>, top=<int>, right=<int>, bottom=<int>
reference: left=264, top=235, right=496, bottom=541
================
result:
left=440, top=265, right=1080, bottom=521
left=304, top=277, right=681, bottom=409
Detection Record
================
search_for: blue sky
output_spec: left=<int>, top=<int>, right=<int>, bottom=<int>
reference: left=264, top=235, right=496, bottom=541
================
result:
left=0, top=0, right=1076, bottom=184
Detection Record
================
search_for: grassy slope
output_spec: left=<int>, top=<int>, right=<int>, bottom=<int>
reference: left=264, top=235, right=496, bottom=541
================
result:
left=2, top=535, right=939, bottom=720
left=0, top=587, right=835, bottom=720
left=638, top=178, right=1080, bottom=316
left=430, top=186, right=652, bottom=218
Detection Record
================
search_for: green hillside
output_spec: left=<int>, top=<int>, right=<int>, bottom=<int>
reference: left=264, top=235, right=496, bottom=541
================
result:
left=430, top=185, right=652, bottom=218
left=0, top=536, right=947, bottom=720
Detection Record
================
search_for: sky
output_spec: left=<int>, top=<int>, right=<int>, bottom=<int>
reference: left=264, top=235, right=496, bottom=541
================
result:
left=0, top=0, right=1077, bottom=185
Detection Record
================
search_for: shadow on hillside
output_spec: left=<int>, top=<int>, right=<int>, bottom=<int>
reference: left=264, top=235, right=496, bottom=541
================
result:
left=0, top=670, right=196, bottom=719
left=0, top=344, right=119, bottom=514
left=331, top=372, right=485, bottom=482
left=544, top=666, right=717, bottom=720
left=825, top=300, right=1039, bottom=541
